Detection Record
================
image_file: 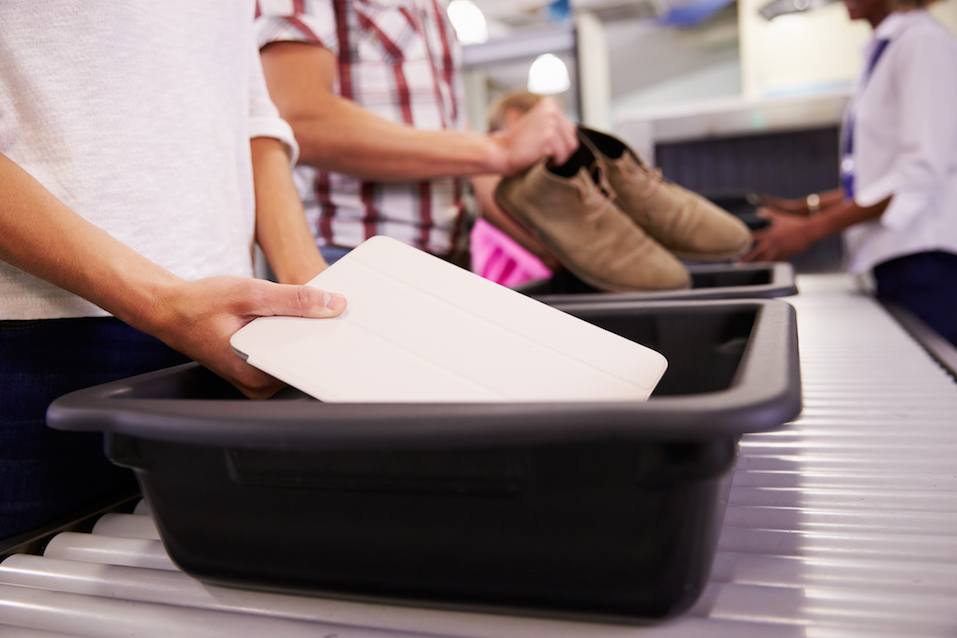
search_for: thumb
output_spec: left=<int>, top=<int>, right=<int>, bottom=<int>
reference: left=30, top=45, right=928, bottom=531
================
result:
left=251, top=281, right=347, bottom=318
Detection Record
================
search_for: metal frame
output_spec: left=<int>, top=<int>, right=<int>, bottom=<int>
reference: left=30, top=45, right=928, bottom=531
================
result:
left=884, top=302, right=957, bottom=381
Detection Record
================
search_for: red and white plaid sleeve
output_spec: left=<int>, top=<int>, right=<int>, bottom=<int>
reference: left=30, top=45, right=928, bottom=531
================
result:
left=255, top=0, right=339, bottom=55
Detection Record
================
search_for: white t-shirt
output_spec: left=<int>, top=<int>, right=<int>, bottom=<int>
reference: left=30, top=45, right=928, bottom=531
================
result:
left=0, top=1, right=297, bottom=319
left=844, top=10, right=957, bottom=273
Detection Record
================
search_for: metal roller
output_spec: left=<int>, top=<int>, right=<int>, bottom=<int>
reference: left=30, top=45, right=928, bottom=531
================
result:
left=44, top=532, right=176, bottom=571
left=0, top=583, right=415, bottom=638
left=0, top=627, right=80, bottom=637
left=91, top=514, right=160, bottom=541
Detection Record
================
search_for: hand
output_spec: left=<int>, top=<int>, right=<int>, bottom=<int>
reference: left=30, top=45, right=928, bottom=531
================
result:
left=741, top=209, right=818, bottom=262
left=150, top=277, right=346, bottom=399
left=488, top=98, right=579, bottom=175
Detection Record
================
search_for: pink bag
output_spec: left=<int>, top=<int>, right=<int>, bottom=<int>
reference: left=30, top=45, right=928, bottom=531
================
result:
left=470, top=218, right=552, bottom=288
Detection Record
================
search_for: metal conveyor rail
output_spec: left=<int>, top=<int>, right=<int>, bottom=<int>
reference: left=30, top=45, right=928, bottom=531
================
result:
left=1, top=275, right=955, bottom=637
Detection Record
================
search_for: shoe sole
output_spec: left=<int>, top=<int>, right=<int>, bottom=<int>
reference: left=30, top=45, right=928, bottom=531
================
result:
left=494, top=180, right=690, bottom=293
left=669, top=240, right=751, bottom=263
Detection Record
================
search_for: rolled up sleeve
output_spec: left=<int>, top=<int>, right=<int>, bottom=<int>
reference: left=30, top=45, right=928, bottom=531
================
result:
left=247, top=39, right=299, bottom=164
left=858, top=33, right=957, bottom=230
left=255, top=0, right=338, bottom=55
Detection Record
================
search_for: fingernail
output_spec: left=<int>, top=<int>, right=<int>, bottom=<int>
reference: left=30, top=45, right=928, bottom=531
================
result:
left=325, top=292, right=346, bottom=312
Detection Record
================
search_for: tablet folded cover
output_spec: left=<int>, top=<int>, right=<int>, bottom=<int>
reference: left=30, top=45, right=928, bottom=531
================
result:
left=230, top=236, right=667, bottom=402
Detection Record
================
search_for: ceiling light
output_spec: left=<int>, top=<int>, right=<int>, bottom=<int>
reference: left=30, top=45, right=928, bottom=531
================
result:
left=527, top=53, right=571, bottom=95
left=447, top=0, right=489, bottom=45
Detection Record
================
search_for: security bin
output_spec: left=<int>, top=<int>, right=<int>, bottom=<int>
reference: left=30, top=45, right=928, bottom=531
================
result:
left=704, top=192, right=768, bottom=231
left=47, top=299, right=801, bottom=620
left=517, top=262, right=797, bottom=305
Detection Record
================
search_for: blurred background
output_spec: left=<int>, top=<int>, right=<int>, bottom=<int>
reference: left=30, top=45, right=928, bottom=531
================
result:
left=450, top=0, right=957, bottom=271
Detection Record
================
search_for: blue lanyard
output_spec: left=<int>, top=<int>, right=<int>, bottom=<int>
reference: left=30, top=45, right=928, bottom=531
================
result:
left=841, top=38, right=892, bottom=199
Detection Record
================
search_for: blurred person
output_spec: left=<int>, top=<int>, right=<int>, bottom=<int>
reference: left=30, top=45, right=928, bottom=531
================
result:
left=255, top=1, right=578, bottom=265
left=470, top=91, right=563, bottom=286
left=0, top=2, right=345, bottom=540
left=744, top=0, right=957, bottom=345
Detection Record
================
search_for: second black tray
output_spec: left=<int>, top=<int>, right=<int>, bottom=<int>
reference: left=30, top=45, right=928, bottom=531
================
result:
left=516, top=262, right=797, bottom=304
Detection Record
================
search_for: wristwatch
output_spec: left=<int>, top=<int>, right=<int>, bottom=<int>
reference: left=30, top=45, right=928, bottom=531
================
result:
left=805, top=193, right=821, bottom=216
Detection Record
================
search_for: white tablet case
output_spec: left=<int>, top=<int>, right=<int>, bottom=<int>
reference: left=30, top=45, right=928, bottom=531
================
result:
left=230, top=236, right=667, bottom=402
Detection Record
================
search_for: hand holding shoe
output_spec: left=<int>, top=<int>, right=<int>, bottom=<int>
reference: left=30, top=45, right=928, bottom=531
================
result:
left=149, top=277, right=346, bottom=399
left=489, top=98, right=578, bottom=175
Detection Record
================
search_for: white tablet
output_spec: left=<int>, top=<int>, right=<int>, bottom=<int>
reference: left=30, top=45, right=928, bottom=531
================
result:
left=230, top=236, right=667, bottom=402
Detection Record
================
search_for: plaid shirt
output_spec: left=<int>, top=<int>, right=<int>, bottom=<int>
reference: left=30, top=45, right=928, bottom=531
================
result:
left=256, top=0, right=466, bottom=255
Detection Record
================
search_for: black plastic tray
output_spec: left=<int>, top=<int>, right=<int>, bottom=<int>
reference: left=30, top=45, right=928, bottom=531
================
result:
left=517, top=262, right=797, bottom=305
left=704, top=192, right=768, bottom=231
left=48, top=299, right=801, bottom=619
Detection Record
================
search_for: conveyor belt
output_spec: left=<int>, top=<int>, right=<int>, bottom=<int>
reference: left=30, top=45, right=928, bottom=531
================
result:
left=2, top=275, right=955, bottom=637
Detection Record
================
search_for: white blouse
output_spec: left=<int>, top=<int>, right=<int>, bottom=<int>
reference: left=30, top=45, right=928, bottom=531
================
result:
left=844, top=10, right=957, bottom=273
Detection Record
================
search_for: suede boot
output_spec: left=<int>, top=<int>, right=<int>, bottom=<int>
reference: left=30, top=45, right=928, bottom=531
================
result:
left=494, top=145, right=690, bottom=292
left=578, top=127, right=751, bottom=261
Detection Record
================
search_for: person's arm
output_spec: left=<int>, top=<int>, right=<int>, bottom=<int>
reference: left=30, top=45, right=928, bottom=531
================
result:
left=0, top=154, right=345, bottom=398
left=246, top=39, right=327, bottom=284
left=755, top=188, right=845, bottom=216
left=250, top=137, right=326, bottom=284
left=252, top=137, right=326, bottom=284
left=470, top=175, right=560, bottom=270
left=744, top=31, right=957, bottom=263
left=742, top=196, right=890, bottom=262
left=259, top=42, right=577, bottom=180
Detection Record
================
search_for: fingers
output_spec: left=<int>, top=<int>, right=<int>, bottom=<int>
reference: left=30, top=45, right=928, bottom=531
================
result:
left=535, top=99, right=577, bottom=165
left=234, top=364, right=284, bottom=400
left=241, top=280, right=347, bottom=318
left=549, top=115, right=578, bottom=165
left=223, top=358, right=284, bottom=399
left=540, top=119, right=568, bottom=164
left=498, top=97, right=580, bottom=171
left=760, top=207, right=803, bottom=221
left=742, top=239, right=774, bottom=263
left=549, top=141, right=572, bottom=166
left=561, top=117, right=579, bottom=155
left=757, top=207, right=791, bottom=221
left=191, top=339, right=284, bottom=400
left=740, top=246, right=764, bottom=263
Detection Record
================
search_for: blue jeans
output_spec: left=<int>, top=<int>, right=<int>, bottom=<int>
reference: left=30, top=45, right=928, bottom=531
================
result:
left=873, top=250, right=957, bottom=347
left=320, top=245, right=352, bottom=265
left=0, top=317, right=187, bottom=540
